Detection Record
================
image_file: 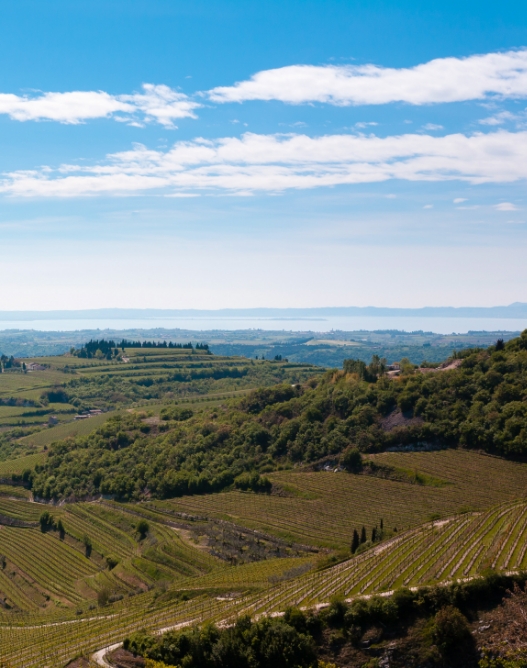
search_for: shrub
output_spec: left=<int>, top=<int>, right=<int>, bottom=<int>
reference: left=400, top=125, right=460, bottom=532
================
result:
left=234, top=472, right=272, bottom=493
left=97, top=587, right=110, bottom=607
left=83, top=535, right=92, bottom=558
left=106, top=555, right=119, bottom=570
left=137, top=519, right=150, bottom=539
left=432, top=605, right=473, bottom=656
left=39, top=511, right=55, bottom=533
left=340, top=447, right=362, bottom=472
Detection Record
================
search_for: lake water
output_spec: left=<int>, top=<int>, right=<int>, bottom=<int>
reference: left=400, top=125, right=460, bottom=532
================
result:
left=0, top=316, right=525, bottom=335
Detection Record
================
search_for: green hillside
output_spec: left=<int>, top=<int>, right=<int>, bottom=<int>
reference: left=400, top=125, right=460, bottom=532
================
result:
left=24, top=330, right=527, bottom=502
left=0, top=333, right=527, bottom=666
left=0, top=343, right=321, bottom=464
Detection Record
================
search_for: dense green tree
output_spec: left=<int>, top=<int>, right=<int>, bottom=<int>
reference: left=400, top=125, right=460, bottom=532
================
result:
left=136, top=519, right=149, bottom=539
left=39, top=511, right=54, bottom=533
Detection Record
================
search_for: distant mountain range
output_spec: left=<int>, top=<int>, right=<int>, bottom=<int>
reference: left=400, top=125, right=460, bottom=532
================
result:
left=1, top=304, right=527, bottom=320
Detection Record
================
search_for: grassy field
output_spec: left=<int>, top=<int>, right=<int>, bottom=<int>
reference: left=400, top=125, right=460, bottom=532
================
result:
left=0, top=451, right=48, bottom=476
left=153, top=450, right=527, bottom=549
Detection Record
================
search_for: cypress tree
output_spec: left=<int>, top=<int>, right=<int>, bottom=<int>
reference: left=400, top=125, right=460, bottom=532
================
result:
left=360, top=526, right=367, bottom=544
left=351, top=529, right=360, bottom=554
left=380, top=518, right=384, bottom=530
left=371, top=526, right=377, bottom=542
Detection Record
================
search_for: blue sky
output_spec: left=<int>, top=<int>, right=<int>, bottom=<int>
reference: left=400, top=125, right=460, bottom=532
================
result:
left=2, top=0, right=527, bottom=309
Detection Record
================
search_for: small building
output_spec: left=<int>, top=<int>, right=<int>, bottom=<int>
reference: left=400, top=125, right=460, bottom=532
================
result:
left=48, top=416, right=58, bottom=426
left=27, top=363, right=46, bottom=371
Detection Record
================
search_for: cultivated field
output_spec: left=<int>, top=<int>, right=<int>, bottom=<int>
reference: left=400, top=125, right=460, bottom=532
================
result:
left=0, top=346, right=320, bottom=443
left=2, top=499, right=527, bottom=667
left=154, top=449, right=527, bottom=549
left=0, top=499, right=220, bottom=615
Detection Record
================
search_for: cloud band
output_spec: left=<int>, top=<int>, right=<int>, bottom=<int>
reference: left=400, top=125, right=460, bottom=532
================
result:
left=209, top=50, right=527, bottom=105
left=2, top=129, right=526, bottom=197
left=0, top=84, right=199, bottom=127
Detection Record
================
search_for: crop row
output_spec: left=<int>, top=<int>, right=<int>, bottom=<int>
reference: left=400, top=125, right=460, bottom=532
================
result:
left=3, top=501, right=527, bottom=667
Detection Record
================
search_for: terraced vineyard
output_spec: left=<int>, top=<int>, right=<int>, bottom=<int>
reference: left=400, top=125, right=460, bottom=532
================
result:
left=0, top=451, right=47, bottom=476
left=0, top=499, right=221, bottom=615
left=0, top=346, right=321, bottom=460
left=156, top=449, right=527, bottom=549
left=2, top=500, right=527, bottom=667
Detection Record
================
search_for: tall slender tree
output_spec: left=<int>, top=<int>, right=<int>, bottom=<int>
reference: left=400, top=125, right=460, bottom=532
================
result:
left=351, top=529, right=360, bottom=554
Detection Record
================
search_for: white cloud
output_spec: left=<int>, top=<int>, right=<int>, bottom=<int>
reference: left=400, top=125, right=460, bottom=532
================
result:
left=2, top=129, right=527, bottom=198
left=494, top=201, right=518, bottom=211
left=355, top=121, right=378, bottom=128
left=120, top=84, right=200, bottom=127
left=423, top=204, right=434, bottom=208
left=453, top=197, right=467, bottom=203
left=0, top=84, right=199, bottom=126
left=422, top=123, right=444, bottom=131
left=208, top=50, right=527, bottom=106
left=479, top=110, right=517, bottom=125
left=0, top=91, right=131, bottom=123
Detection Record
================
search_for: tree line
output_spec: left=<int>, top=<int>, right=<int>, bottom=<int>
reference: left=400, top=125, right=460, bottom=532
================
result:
left=71, top=339, right=210, bottom=359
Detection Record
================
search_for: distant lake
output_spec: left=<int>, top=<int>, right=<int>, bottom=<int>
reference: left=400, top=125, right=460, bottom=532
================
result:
left=0, top=316, right=525, bottom=335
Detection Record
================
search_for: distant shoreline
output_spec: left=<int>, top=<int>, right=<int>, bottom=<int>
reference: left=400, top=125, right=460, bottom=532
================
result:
left=0, top=303, right=527, bottom=320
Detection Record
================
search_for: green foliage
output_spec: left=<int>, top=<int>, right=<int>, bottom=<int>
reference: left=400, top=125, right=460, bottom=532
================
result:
left=124, top=615, right=317, bottom=668
left=83, top=534, right=92, bottom=558
left=40, top=387, right=69, bottom=404
left=432, top=605, right=473, bottom=656
left=479, top=656, right=527, bottom=668
left=39, top=511, right=54, bottom=533
left=124, top=573, right=527, bottom=668
left=159, top=406, right=194, bottom=421
left=106, top=554, right=119, bottom=570
left=343, top=354, right=386, bottom=382
left=97, top=587, right=110, bottom=607
left=340, top=447, right=362, bottom=472
left=136, top=519, right=150, bottom=539
left=234, top=472, right=272, bottom=493
left=23, top=331, right=527, bottom=502
left=350, top=529, right=360, bottom=554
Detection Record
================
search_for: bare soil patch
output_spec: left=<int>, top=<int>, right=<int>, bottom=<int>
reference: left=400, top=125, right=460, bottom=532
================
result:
left=381, top=408, right=423, bottom=432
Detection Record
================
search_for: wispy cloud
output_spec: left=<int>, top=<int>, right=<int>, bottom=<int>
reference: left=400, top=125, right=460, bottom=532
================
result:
left=479, top=110, right=518, bottom=125
left=453, top=197, right=467, bottom=203
left=2, top=129, right=527, bottom=198
left=422, top=123, right=444, bottom=131
left=0, top=84, right=200, bottom=127
left=494, top=201, right=518, bottom=211
left=208, top=50, right=527, bottom=106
